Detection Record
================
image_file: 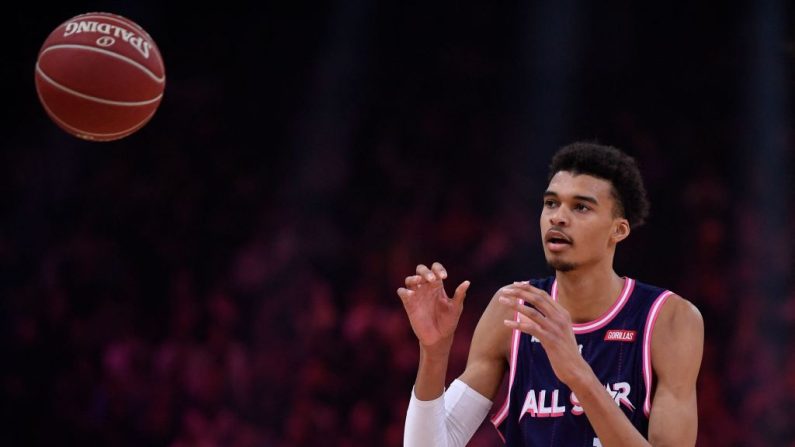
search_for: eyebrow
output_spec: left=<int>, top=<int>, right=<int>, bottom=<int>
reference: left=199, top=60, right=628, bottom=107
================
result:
left=544, top=190, right=600, bottom=205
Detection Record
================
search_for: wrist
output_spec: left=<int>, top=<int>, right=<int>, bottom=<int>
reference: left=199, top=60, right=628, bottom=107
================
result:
left=419, top=336, right=454, bottom=360
left=415, top=339, right=453, bottom=401
left=563, top=361, right=600, bottom=395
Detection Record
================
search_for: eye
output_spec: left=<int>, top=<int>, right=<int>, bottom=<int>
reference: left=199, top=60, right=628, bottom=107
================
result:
left=574, top=203, right=591, bottom=212
left=544, top=199, right=558, bottom=208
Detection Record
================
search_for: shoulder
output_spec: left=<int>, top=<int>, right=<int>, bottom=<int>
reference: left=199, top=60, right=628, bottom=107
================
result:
left=650, top=293, right=704, bottom=374
left=631, top=279, right=701, bottom=328
left=655, top=293, right=704, bottom=336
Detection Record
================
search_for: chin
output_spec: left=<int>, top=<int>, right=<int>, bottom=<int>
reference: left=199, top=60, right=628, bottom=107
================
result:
left=546, top=258, right=578, bottom=272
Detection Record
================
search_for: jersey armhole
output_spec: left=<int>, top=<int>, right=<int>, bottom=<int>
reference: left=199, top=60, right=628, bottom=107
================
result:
left=490, top=310, right=521, bottom=442
left=642, top=290, right=674, bottom=417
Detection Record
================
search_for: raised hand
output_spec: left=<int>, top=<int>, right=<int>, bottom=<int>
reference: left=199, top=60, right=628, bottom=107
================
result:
left=397, top=262, right=470, bottom=354
left=498, top=282, right=588, bottom=386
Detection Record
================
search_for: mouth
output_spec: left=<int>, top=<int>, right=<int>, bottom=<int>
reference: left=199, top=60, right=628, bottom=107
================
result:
left=545, top=230, right=572, bottom=252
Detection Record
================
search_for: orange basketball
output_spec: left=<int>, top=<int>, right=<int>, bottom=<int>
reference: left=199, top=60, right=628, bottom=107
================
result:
left=34, top=12, right=166, bottom=141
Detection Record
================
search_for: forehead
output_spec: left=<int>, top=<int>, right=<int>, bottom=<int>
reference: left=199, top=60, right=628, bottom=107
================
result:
left=546, top=171, right=615, bottom=201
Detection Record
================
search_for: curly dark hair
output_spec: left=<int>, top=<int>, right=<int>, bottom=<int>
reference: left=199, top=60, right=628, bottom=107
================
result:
left=548, top=142, right=650, bottom=228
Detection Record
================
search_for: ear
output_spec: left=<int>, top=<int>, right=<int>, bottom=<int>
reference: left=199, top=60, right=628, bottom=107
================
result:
left=612, top=219, right=630, bottom=243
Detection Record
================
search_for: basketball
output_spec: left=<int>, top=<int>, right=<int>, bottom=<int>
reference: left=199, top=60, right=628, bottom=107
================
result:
left=34, top=12, right=166, bottom=141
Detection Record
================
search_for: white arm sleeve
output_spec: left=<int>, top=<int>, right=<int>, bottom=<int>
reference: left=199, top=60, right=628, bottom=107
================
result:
left=404, top=379, right=493, bottom=447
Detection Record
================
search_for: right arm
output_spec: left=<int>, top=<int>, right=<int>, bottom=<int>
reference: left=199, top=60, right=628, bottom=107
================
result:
left=397, top=262, right=514, bottom=446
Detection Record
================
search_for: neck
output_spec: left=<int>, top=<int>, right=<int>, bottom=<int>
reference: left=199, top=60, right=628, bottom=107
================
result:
left=554, top=260, right=625, bottom=324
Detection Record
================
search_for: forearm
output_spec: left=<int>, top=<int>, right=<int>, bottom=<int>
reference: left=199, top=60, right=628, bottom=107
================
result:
left=405, top=379, right=493, bottom=447
left=570, top=371, right=650, bottom=447
left=414, top=340, right=453, bottom=400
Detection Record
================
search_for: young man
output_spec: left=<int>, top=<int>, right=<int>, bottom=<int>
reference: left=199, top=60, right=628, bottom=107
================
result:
left=397, top=142, right=704, bottom=446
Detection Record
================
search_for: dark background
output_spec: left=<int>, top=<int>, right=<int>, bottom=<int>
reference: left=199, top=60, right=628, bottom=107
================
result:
left=3, top=1, right=794, bottom=446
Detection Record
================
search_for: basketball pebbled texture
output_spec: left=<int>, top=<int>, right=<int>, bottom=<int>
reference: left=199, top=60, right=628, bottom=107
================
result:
left=35, top=12, right=166, bottom=141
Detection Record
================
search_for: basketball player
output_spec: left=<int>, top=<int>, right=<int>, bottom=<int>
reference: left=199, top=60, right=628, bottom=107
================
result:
left=397, top=142, right=703, bottom=446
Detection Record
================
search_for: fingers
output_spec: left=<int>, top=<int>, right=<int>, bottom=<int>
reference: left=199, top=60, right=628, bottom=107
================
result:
left=416, top=264, right=436, bottom=282
left=498, top=295, right=546, bottom=325
left=402, top=263, right=468, bottom=308
left=505, top=282, right=558, bottom=317
left=452, top=280, right=471, bottom=304
left=396, top=287, right=414, bottom=303
left=415, top=262, right=449, bottom=282
left=504, top=315, right=543, bottom=335
left=496, top=282, right=563, bottom=336
left=499, top=290, right=549, bottom=338
left=431, top=262, right=448, bottom=280
left=411, top=262, right=447, bottom=286
left=405, top=275, right=423, bottom=288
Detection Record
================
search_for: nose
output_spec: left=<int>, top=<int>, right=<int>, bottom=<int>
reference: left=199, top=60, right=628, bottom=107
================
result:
left=549, top=206, right=569, bottom=226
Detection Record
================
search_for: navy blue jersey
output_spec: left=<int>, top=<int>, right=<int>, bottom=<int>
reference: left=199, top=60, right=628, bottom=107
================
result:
left=491, top=277, right=674, bottom=446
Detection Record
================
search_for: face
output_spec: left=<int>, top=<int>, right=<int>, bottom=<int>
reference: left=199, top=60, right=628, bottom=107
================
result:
left=540, top=171, right=629, bottom=272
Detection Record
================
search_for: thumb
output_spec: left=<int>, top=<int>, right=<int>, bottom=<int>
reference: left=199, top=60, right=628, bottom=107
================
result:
left=452, top=280, right=471, bottom=305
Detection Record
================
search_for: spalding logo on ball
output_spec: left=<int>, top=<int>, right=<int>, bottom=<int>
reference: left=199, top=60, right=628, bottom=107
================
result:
left=35, top=12, right=165, bottom=141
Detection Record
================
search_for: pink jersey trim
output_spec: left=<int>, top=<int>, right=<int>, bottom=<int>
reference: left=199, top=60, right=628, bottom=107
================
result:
left=551, top=277, right=635, bottom=334
left=642, top=290, right=673, bottom=417
left=491, top=310, right=521, bottom=434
